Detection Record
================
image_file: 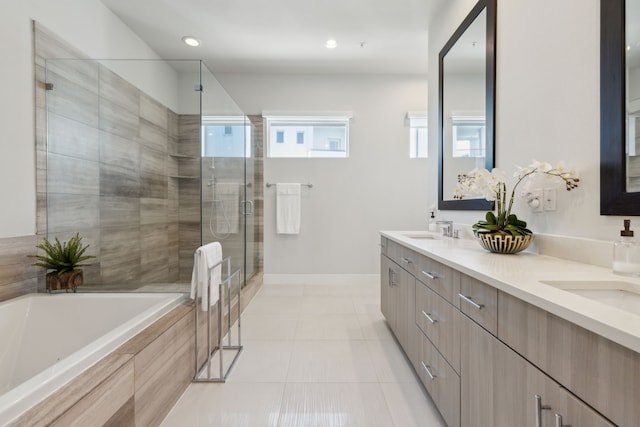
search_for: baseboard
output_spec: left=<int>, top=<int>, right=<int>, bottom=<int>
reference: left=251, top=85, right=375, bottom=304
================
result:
left=263, top=274, right=380, bottom=286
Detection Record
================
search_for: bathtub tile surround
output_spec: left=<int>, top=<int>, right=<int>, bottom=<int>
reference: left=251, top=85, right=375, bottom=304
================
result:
left=0, top=236, right=38, bottom=302
left=33, top=23, right=203, bottom=288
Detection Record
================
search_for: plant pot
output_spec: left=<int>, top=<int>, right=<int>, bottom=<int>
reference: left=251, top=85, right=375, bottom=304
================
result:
left=477, top=234, right=533, bottom=254
left=46, top=270, right=83, bottom=292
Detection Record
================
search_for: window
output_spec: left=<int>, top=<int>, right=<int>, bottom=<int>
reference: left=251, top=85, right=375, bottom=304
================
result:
left=201, top=116, right=252, bottom=158
left=451, top=115, right=485, bottom=158
left=264, top=113, right=351, bottom=158
left=407, top=112, right=428, bottom=158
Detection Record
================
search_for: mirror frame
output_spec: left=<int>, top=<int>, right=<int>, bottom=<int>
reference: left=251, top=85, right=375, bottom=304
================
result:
left=438, top=0, right=496, bottom=211
left=600, top=0, right=640, bottom=214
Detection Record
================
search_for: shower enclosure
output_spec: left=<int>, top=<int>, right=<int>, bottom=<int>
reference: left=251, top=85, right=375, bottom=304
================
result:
left=40, top=52, right=261, bottom=292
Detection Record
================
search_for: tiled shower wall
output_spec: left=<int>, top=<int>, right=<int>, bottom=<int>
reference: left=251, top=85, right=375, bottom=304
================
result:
left=34, top=23, right=198, bottom=288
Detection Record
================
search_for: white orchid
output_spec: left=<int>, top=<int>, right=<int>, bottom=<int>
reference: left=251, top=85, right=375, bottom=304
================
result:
left=454, top=160, right=580, bottom=236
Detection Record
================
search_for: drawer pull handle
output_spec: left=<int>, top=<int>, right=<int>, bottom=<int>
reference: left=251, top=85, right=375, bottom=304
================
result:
left=554, top=414, right=570, bottom=427
left=421, top=361, right=436, bottom=380
left=458, top=293, right=484, bottom=310
left=421, top=310, right=437, bottom=324
left=421, top=270, right=437, bottom=280
left=535, top=395, right=551, bottom=427
left=401, top=257, right=414, bottom=264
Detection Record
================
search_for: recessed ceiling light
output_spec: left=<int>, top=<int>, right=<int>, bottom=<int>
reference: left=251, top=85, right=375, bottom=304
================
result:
left=182, top=36, right=200, bottom=47
left=325, top=39, right=338, bottom=49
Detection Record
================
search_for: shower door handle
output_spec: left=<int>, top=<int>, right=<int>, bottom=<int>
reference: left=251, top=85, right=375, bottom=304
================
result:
left=241, top=200, right=254, bottom=215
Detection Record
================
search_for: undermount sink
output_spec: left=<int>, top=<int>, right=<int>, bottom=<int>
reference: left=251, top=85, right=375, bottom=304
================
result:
left=402, top=233, right=440, bottom=240
left=541, top=280, right=640, bottom=315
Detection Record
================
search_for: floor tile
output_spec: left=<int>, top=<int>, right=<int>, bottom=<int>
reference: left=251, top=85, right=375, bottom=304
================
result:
left=277, top=383, right=394, bottom=427
left=286, top=340, right=378, bottom=382
left=226, top=340, right=293, bottom=383
left=366, top=339, right=420, bottom=383
left=381, top=381, right=447, bottom=426
left=295, top=314, right=364, bottom=340
left=160, top=382, right=285, bottom=427
left=161, top=281, right=445, bottom=426
left=357, top=312, right=395, bottom=340
left=299, top=295, right=357, bottom=314
left=242, top=295, right=304, bottom=315
left=241, top=313, right=299, bottom=340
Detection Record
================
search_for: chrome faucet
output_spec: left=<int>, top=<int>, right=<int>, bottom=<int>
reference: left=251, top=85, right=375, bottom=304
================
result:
left=436, top=220, right=454, bottom=238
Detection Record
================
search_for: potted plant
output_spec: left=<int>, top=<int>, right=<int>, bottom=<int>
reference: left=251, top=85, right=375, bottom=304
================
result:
left=454, top=160, right=580, bottom=254
left=31, top=233, right=95, bottom=292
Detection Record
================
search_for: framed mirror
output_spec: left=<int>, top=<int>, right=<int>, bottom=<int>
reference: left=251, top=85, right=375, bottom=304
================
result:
left=601, top=0, right=640, bottom=214
left=438, top=0, right=496, bottom=210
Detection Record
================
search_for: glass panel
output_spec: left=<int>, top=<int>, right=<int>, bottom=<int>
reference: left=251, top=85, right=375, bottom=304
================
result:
left=199, top=63, right=256, bottom=289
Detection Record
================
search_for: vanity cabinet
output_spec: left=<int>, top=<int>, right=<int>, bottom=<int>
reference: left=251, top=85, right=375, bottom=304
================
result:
left=380, top=235, right=626, bottom=427
left=461, top=314, right=614, bottom=427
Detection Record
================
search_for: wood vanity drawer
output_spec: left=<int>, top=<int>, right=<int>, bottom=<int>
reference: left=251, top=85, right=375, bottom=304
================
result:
left=416, top=281, right=461, bottom=373
left=417, top=255, right=458, bottom=304
left=386, top=239, right=419, bottom=276
left=498, top=291, right=639, bottom=427
left=419, top=333, right=461, bottom=427
left=458, top=274, right=497, bottom=335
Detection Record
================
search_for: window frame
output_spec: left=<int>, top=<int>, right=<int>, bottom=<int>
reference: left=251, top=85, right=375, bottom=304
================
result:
left=264, top=113, right=352, bottom=158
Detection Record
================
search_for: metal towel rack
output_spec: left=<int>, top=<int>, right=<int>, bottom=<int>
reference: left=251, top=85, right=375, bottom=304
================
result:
left=265, top=182, right=313, bottom=188
left=192, top=255, right=243, bottom=383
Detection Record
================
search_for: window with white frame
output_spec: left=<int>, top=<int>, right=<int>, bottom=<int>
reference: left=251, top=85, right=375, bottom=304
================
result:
left=451, top=115, right=485, bottom=158
left=202, top=116, right=252, bottom=158
left=264, top=113, right=351, bottom=158
left=408, top=111, right=428, bottom=158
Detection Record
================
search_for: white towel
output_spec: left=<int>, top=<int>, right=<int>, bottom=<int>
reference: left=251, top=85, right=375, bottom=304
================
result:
left=276, top=183, right=301, bottom=234
left=190, top=242, right=222, bottom=311
left=215, top=182, right=240, bottom=234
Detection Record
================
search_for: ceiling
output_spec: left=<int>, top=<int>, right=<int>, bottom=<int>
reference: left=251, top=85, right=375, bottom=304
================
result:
left=100, top=0, right=444, bottom=75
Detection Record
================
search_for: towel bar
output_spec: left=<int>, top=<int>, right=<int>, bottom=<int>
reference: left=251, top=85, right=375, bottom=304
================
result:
left=266, top=182, right=313, bottom=188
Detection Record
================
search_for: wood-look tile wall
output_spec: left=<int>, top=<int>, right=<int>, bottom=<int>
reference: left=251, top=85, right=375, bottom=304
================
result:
left=33, top=23, right=195, bottom=288
left=0, top=236, right=38, bottom=302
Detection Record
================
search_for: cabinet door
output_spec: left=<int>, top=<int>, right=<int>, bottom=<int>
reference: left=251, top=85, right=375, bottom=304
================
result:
left=380, top=255, right=397, bottom=332
left=461, top=315, right=529, bottom=427
left=527, top=363, right=615, bottom=427
left=462, top=315, right=615, bottom=427
left=395, top=265, right=412, bottom=349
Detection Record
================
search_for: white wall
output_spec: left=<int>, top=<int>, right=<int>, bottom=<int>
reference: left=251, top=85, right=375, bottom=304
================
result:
left=217, top=73, right=429, bottom=279
left=0, top=0, right=177, bottom=238
left=429, top=0, right=630, bottom=241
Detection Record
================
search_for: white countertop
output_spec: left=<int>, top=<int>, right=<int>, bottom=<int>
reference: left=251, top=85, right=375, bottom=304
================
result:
left=381, top=230, right=640, bottom=354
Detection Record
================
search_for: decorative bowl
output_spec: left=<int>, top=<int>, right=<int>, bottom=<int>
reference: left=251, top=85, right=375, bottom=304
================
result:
left=477, top=233, right=533, bottom=254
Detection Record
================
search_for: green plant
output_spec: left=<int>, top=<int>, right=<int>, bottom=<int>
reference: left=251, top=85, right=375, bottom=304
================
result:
left=31, top=233, right=95, bottom=274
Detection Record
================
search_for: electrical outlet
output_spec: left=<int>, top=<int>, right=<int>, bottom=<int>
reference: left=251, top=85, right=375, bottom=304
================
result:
left=528, top=188, right=543, bottom=212
left=544, top=188, right=557, bottom=211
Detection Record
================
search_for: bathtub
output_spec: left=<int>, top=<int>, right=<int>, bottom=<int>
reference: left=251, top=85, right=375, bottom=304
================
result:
left=0, top=292, right=185, bottom=425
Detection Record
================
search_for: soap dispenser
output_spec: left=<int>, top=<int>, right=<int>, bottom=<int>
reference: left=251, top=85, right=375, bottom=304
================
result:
left=428, top=211, right=439, bottom=232
left=613, top=219, right=640, bottom=276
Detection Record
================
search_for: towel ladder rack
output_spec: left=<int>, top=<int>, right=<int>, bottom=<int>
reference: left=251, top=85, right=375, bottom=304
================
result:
left=192, top=255, right=243, bottom=383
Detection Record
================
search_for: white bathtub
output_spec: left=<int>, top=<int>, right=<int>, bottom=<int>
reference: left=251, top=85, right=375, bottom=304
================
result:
left=0, top=292, right=185, bottom=425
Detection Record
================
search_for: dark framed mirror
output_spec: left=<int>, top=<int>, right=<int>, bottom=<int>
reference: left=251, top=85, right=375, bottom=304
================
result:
left=438, top=0, right=496, bottom=210
left=601, top=0, right=640, bottom=214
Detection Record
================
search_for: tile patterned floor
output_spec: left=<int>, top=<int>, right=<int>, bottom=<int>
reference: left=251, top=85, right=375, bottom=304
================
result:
left=160, top=283, right=446, bottom=427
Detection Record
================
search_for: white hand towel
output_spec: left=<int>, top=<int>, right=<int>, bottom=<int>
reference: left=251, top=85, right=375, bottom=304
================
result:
left=190, top=241, right=222, bottom=311
left=276, top=183, right=301, bottom=234
left=215, top=182, right=240, bottom=234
